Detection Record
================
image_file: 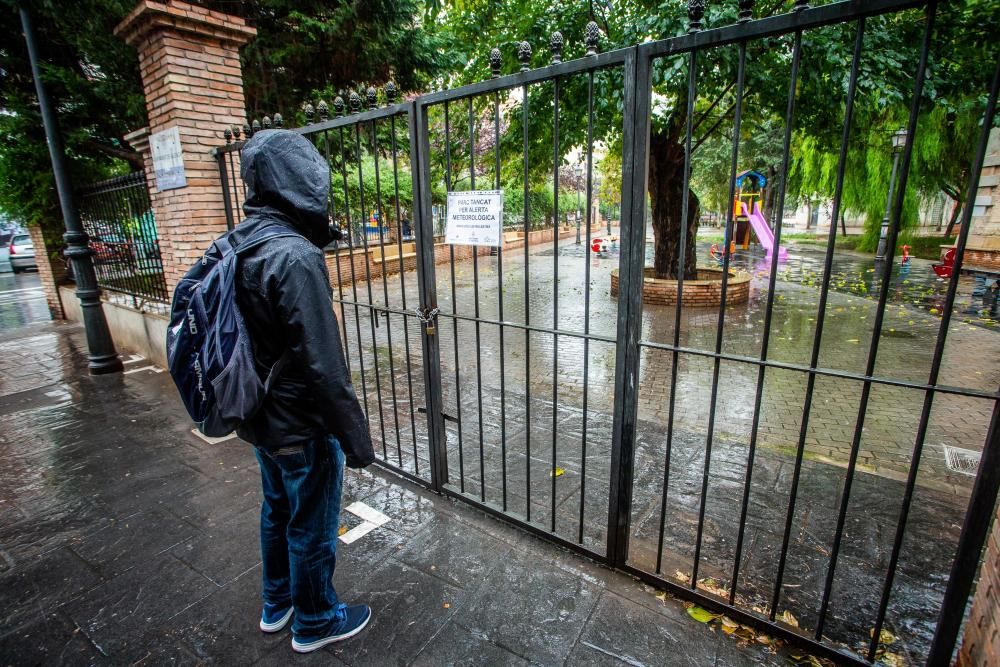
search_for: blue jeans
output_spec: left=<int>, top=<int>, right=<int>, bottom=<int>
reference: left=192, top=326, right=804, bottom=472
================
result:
left=254, top=436, right=345, bottom=639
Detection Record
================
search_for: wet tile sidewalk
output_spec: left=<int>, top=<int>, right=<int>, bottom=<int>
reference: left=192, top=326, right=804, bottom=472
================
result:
left=0, top=321, right=797, bottom=666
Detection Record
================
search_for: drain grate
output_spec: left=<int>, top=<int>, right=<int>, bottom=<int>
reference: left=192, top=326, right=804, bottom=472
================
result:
left=943, top=445, right=981, bottom=476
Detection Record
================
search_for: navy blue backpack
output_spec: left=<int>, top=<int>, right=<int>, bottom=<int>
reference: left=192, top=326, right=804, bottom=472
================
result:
left=167, top=226, right=297, bottom=437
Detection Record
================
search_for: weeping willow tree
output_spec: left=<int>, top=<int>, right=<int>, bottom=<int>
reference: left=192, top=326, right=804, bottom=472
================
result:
left=787, top=0, right=999, bottom=252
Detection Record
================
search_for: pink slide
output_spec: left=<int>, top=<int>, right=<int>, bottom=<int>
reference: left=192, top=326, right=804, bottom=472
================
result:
left=748, top=201, right=787, bottom=260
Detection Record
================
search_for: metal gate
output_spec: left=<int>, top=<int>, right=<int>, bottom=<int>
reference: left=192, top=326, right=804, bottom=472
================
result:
left=215, top=1, right=1000, bottom=663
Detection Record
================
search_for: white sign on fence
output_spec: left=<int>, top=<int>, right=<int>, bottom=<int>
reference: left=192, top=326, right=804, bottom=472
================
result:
left=445, top=190, right=504, bottom=247
left=150, top=126, right=187, bottom=191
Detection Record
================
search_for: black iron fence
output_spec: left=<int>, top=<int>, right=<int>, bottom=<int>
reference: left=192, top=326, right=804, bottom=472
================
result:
left=77, top=171, right=167, bottom=306
left=215, top=1, right=999, bottom=663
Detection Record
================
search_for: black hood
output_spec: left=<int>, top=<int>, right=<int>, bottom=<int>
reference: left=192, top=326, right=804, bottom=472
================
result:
left=241, top=129, right=332, bottom=247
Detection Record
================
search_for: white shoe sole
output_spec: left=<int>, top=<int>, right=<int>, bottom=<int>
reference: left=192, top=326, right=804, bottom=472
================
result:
left=259, top=607, right=294, bottom=633
left=291, top=610, right=372, bottom=653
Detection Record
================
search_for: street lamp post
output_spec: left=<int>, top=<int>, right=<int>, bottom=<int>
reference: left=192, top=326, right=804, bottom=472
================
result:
left=875, top=128, right=908, bottom=261
left=19, top=4, right=122, bottom=375
left=575, top=165, right=583, bottom=244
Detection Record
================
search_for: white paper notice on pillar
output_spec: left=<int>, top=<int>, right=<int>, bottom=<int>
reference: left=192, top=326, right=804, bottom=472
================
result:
left=150, top=126, right=187, bottom=191
left=445, top=190, right=504, bottom=247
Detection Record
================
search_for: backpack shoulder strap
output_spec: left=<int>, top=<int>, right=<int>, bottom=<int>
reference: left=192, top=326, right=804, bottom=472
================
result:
left=233, top=224, right=301, bottom=394
left=234, top=226, right=302, bottom=256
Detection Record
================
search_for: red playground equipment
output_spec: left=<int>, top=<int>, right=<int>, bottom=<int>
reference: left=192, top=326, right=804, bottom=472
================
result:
left=932, top=248, right=955, bottom=279
left=591, top=236, right=618, bottom=253
left=709, top=170, right=787, bottom=262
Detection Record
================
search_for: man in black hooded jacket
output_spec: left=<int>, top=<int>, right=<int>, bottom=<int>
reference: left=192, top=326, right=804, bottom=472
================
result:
left=229, top=129, right=375, bottom=652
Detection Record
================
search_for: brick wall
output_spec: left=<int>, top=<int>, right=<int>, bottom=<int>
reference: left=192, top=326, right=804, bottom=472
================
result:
left=115, top=0, right=255, bottom=292
left=325, top=242, right=492, bottom=288
left=958, top=502, right=1000, bottom=666
left=27, top=225, right=66, bottom=319
left=610, top=267, right=751, bottom=307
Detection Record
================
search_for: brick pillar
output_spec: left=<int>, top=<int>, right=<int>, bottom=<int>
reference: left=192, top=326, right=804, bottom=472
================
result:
left=114, top=1, right=255, bottom=292
left=26, top=225, right=66, bottom=319
left=958, top=502, right=1000, bottom=666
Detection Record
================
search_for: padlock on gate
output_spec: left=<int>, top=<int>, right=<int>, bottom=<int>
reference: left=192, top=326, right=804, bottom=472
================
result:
left=415, top=306, right=439, bottom=336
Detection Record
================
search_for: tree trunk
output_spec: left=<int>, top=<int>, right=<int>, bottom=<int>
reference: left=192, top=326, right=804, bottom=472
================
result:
left=764, top=165, right=777, bottom=222
left=648, top=129, right=700, bottom=280
left=944, top=197, right=963, bottom=237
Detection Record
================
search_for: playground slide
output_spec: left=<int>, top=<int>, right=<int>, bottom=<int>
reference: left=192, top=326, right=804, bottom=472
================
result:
left=748, top=202, right=787, bottom=259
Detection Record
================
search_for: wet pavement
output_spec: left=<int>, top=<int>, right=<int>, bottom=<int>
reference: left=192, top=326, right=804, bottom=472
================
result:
left=0, top=271, right=50, bottom=331
left=329, top=229, right=998, bottom=663
left=0, top=317, right=802, bottom=666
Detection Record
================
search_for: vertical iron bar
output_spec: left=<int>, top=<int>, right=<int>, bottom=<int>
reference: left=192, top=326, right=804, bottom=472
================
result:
left=444, top=101, right=465, bottom=492
left=729, top=27, right=802, bottom=603
left=339, top=125, right=371, bottom=425
left=354, top=121, right=389, bottom=460
left=125, top=176, right=152, bottom=301
left=551, top=75, right=560, bottom=532
left=771, top=17, right=867, bottom=621
left=495, top=89, right=509, bottom=511
left=216, top=149, right=235, bottom=231
left=930, top=399, right=1000, bottom=663
left=390, top=112, right=421, bottom=474
left=323, top=130, right=352, bottom=377
left=469, top=96, right=487, bottom=503
left=863, top=6, right=955, bottom=661
left=656, top=47, right=699, bottom=575
left=579, top=69, right=596, bottom=545
left=228, top=149, right=243, bottom=225
left=924, top=54, right=1000, bottom=665
left=607, top=46, right=646, bottom=566
left=692, top=38, right=747, bottom=588
left=411, top=100, right=448, bottom=492
left=111, top=186, right=133, bottom=302
left=523, top=77, right=533, bottom=523
left=371, top=116, right=404, bottom=466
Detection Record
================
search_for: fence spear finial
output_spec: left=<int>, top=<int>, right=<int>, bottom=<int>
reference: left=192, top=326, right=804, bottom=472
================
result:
left=366, top=86, right=378, bottom=110
left=304, top=103, right=315, bottom=123
left=251, top=119, right=261, bottom=134
left=349, top=90, right=362, bottom=114
left=262, top=115, right=272, bottom=129
left=243, top=121, right=252, bottom=138
left=331, top=96, right=343, bottom=118
left=223, top=127, right=232, bottom=142
left=232, top=124, right=241, bottom=141
left=273, top=112, right=283, bottom=128
left=318, top=99, right=330, bottom=121
left=386, top=81, right=398, bottom=104
left=738, top=0, right=754, bottom=23
left=518, top=41, right=532, bottom=71
left=688, top=0, right=705, bottom=32
left=489, top=47, right=502, bottom=78
left=585, top=21, right=600, bottom=56
left=550, top=31, right=564, bottom=64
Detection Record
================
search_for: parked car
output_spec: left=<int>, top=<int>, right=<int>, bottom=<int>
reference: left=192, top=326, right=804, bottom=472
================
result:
left=9, top=233, right=37, bottom=273
left=90, top=234, right=133, bottom=262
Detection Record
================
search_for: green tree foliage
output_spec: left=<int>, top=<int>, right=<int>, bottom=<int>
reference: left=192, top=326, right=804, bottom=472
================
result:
left=0, top=0, right=145, bottom=249
left=232, top=0, right=453, bottom=120
left=787, top=1, right=999, bottom=251
left=0, top=0, right=447, bottom=251
left=432, top=0, right=998, bottom=276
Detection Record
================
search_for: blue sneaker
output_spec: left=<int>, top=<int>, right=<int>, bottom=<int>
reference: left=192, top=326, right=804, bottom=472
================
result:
left=291, top=604, right=372, bottom=653
left=259, top=606, right=293, bottom=633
